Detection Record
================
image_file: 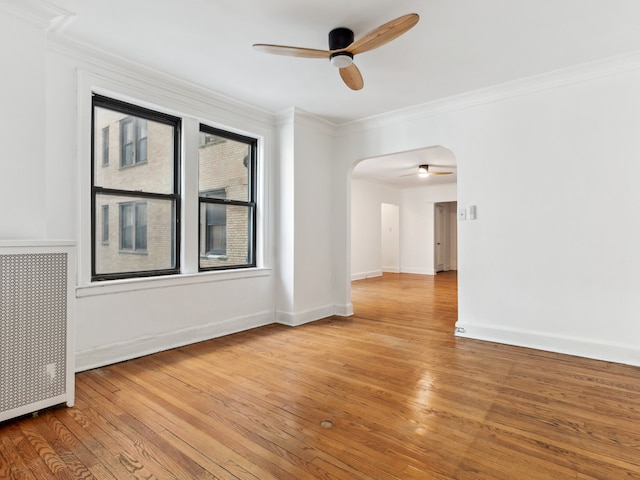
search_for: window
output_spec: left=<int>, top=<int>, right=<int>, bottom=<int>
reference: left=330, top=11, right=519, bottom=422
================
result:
left=101, top=127, right=109, bottom=166
left=198, top=125, right=256, bottom=270
left=101, top=205, right=109, bottom=243
left=120, top=117, right=147, bottom=167
left=201, top=189, right=227, bottom=256
left=92, top=94, right=180, bottom=280
left=91, top=94, right=259, bottom=281
left=119, top=201, right=147, bottom=252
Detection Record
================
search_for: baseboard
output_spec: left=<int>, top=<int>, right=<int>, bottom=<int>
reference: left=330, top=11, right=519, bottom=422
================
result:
left=76, top=310, right=274, bottom=371
left=381, top=266, right=400, bottom=273
left=334, top=302, right=354, bottom=317
left=454, top=321, right=640, bottom=367
left=400, top=268, right=436, bottom=275
left=351, top=270, right=383, bottom=281
left=276, top=304, right=338, bottom=327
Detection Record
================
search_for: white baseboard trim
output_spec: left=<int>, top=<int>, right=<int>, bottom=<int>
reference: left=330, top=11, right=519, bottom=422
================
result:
left=381, top=266, right=400, bottom=273
left=400, top=268, right=436, bottom=275
left=334, top=302, right=354, bottom=317
left=351, top=270, right=383, bottom=281
left=454, top=321, right=640, bottom=367
left=76, top=310, right=274, bottom=372
left=276, top=304, right=337, bottom=327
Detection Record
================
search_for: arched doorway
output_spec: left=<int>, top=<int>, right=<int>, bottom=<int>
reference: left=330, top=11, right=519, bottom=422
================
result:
left=350, top=146, right=457, bottom=279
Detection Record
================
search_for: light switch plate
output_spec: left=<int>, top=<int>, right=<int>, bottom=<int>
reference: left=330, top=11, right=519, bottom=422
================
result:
left=468, top=205, right=477, bottom=220
left=458, top=208, right=467, bottom=221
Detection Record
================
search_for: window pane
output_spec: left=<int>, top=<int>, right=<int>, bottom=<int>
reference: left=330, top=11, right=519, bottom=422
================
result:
left=209, top=224, right=226, bottom=253
left=135, top=202, right=147, bottom=250
left=137, top=136, right=147, bottom=164
left=101, top=205, right=109, bottom=243
left=198, top=133, right=250, bottom=202
left=101, top=127, right=109, bottom=166
left=94, top=107, right=175, bottom=194
left=201, top=202, right=227, bottom=255
left=121, top=119, right=134, bottom=166
left=199, top=203, right=252, bottom=269
left=95, top=193, right=176, bottom=275
left=120, top=203, right=134, bottom=250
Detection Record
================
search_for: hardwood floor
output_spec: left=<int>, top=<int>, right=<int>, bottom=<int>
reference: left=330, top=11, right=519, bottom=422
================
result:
left=2, top=271, right=640, bottom=479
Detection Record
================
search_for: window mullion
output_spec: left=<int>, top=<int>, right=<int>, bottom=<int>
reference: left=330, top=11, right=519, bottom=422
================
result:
left=180, top=116, right=201, bottom=274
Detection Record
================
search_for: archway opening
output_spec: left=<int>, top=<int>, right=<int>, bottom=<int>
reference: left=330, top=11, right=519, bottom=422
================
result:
left=350, top=145, right=457, bottom=280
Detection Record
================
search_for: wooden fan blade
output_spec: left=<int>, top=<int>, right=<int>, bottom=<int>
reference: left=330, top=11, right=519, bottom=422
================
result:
left=253, top=44, right=330, bottom=59
left=348, top=13, right=419, bottom=55
left=339, top=63, right=364, bottom=90
left=429, top=171, right=453, bottom=175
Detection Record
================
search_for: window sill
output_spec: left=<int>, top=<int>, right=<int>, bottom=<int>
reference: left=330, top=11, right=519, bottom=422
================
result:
left=76, top=267, right=272, bottom=298
left=200, top=254, right=227, bottom=260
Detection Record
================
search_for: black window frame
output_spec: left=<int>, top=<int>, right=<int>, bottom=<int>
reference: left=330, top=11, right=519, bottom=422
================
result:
left=91, top=94, right=181, bottom=281
left=198, top=124, right=257, bottom=272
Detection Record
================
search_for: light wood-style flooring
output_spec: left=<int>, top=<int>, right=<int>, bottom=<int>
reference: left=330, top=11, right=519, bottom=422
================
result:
left=2, top=272, right=640, bottom=479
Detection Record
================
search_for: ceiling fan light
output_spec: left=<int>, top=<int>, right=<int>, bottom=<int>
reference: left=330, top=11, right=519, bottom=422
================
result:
left=418, top=164, right=429, bottom=175
left=330, top=52, right=353, bottom=68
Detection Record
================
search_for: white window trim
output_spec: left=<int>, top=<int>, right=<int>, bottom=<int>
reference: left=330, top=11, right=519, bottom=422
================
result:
left=77, top=68, right=271, bottom=290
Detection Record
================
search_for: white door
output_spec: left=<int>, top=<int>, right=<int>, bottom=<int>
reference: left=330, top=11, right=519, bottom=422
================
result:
left=435, top=204, right=446, bottom=272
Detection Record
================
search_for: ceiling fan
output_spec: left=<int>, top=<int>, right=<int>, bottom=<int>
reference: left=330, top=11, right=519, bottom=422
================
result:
left=253, top=13, right=419, bottom=91
left=402, top=164, right=456, bottom=177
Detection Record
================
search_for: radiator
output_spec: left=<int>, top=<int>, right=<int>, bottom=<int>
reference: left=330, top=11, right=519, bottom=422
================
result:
left=0, top=241, right=75, bottom=422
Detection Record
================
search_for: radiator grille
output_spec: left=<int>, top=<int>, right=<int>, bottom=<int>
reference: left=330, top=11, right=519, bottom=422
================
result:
left=0, top=253, right=68, bottom=411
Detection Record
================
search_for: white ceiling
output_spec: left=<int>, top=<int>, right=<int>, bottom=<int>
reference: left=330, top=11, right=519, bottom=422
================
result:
left=352, top=146, right=458, bottom=188
left=43, top=0, right=640, bottom=186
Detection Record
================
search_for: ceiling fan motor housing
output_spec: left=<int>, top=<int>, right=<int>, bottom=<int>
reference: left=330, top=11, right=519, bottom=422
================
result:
left=329, top=27, right=355, bottom=68
left=329, top=27, right=354, bottom=50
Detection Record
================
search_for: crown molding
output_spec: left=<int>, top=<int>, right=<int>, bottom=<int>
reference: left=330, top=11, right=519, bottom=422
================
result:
left=48, top=34, right=276, bottom=128
left=275, top=107, right=338, bottom=135
left=0, top=0, right=74, bottom=30
left=339, top=49, right=640, bottom=134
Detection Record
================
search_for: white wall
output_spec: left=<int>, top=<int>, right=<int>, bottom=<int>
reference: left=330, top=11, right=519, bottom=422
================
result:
left=0, top=8, right=47, bottom=239
left=455, top=65, right=640, bottom=365
left=276, top=110, right=340, bottom=324
left=400, top=184, right=457, bottom=275
left=350, top=179, right=457, bottom=278
left=0, top=4, right=283, bottom=371
left=1, top=4, right=349, bottom=372
left=380, top=203, right=399, bottom=273
left=51, top=48, right=279, bottom=370
left=350, top=179, right=400, bottom=279
left=275, top=113, right=295, bottom=316
left=336, top=54, right=640, bottom=366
